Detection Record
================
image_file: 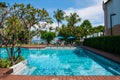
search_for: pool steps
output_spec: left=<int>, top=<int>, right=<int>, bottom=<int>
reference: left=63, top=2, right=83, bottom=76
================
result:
left=108, top=67, right=120, bottom=75
left=10, top=60, right=28, bottom=75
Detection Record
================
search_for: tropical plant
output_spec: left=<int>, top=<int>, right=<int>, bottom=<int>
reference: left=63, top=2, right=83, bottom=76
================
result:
left=3, top=14, right=25, bottom=65
left=0, top=2, right=8, bottom=34
left=53, top=9, right=65, bottom=27
left=59, top=26, right=70, bottom=39
left=66, top=13, right=81, bottom=27
left=0, top=2, right=7, bottom=8
left=58, top=26, right=82, bottom=40
left=13, top=4, right=50, bottom=44
left=74, top=26, right=83, bottom=39
left=0, top=3, right=27, bottom=65
left=80, top=20, right=92, bottom=38
left=0, top=59, right=11, bottom=68
left=91, top=25, right=104, bottom=37
left=41, top=31, right=56, bottom=44
left=97, top=25, right=104, bottom=35
left=39, top=8, right=49, bottom=21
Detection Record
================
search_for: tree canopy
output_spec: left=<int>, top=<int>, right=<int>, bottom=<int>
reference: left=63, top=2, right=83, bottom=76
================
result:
left=41, top=31, right=56, bottom=44
left=53, top=9, right=65, bottom=27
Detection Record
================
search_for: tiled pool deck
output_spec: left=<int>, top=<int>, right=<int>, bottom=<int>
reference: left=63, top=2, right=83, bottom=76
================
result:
left=0, top=46, right=120, bottom=80
left=0, top=75, right=120, bottom=80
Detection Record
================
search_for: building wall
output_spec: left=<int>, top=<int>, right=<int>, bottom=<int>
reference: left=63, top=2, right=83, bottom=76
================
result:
left=106, top=24, right=120, bottom=35
left=107, top=0, right=113, bottom=28
left=104, top=0, right=120, bottom=36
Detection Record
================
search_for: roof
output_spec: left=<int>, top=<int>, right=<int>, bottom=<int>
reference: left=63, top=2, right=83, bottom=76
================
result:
left=104, top=0, right=110, bottom=4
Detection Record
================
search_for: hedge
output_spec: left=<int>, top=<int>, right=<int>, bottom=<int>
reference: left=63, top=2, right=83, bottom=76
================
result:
left=83, top=36, right=120, bottom=55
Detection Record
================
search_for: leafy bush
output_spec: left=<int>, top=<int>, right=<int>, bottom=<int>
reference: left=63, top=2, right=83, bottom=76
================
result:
left=75, top=40, right=83, bottom=46
left=0, top=59, right=11, bottom=68
left=83, top=36, right=120, bottom=55
left=41, top=31, right=56, bottom=44
left=17, top=56, right=24, bottom=63
left=0, top=56, right=24, bottom=68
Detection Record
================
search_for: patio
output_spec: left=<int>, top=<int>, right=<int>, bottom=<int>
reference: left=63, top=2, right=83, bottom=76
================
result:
left=0, top=75, right=120, bottom=80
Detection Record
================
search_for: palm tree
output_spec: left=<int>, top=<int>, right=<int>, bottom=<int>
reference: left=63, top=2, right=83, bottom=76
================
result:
left=40, top=8, right=49, bottom=21
left=80, top=20, right=92, bottom=38
left=46, top=17, right=53, bottom=28
left=0, top=2, right=7, bottom=8
left=66, top=13, right=81, bottom=27
left=53, top=9, right=65, bottom=27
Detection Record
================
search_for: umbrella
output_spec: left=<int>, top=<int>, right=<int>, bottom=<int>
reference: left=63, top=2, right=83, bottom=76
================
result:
left=67, top=36, right=75, bottom=39
left=57, top=36, right=64, bottom=39
left=67, top=36, right=75, bottom=45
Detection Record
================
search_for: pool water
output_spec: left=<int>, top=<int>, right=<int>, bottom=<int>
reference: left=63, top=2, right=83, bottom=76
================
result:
left=0, top=47, right=120, bottom=76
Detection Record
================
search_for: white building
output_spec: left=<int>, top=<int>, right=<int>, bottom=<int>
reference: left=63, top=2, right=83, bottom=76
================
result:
left=103, top=0, right=120, bottom=36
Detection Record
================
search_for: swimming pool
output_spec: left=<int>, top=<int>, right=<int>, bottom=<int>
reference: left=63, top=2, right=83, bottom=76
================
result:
left=0, top=47, right=120, bottom=76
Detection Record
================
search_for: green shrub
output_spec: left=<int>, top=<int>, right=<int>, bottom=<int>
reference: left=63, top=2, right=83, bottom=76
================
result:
left=75, top=40, right=83, bottom=46
left=0, top=59, right=11, bottom=68
left=17, top=56, right=24, bottom=63
left=0, top=56, right=24, bottom=68
left=83, top=36, right=120, bottom=55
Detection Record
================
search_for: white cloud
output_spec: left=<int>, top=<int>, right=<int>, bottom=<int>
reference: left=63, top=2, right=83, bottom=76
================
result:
left=64, top=0, right=104, bottom=26
left=51, top=23, right=58, bottom=28
left=32, top=21, right=61, bottom=31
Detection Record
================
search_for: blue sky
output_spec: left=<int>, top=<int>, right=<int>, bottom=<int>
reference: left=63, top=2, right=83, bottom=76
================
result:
left=0, top=0, right=104, bottom=27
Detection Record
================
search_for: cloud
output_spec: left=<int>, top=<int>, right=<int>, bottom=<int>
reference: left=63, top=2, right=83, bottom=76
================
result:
left=51, top=23, right=59, bottom=28
left=64, top=0, right=104, bottom=26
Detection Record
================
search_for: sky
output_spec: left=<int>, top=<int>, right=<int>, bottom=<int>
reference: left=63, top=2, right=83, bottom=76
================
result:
left=0, top=0, right=104, bottom=27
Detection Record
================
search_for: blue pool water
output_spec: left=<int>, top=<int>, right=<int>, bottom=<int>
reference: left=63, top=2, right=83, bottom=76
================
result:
left=0, top=47, right=120, bottom=76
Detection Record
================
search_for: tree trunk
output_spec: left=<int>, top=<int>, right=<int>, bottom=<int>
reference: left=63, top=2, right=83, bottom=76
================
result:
left=103, top=32, right=104, bottom=36
left=47, top=40, right=50, bottom=45
left=58, top=22, right=59, bottom=27
left=29, top=29, right=30, bottom=44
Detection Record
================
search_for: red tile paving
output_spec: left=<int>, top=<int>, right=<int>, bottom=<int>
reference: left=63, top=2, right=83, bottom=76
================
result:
left=0, top=68, right=13, bottom=77
left=0, top=75, right=120, bottom=80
